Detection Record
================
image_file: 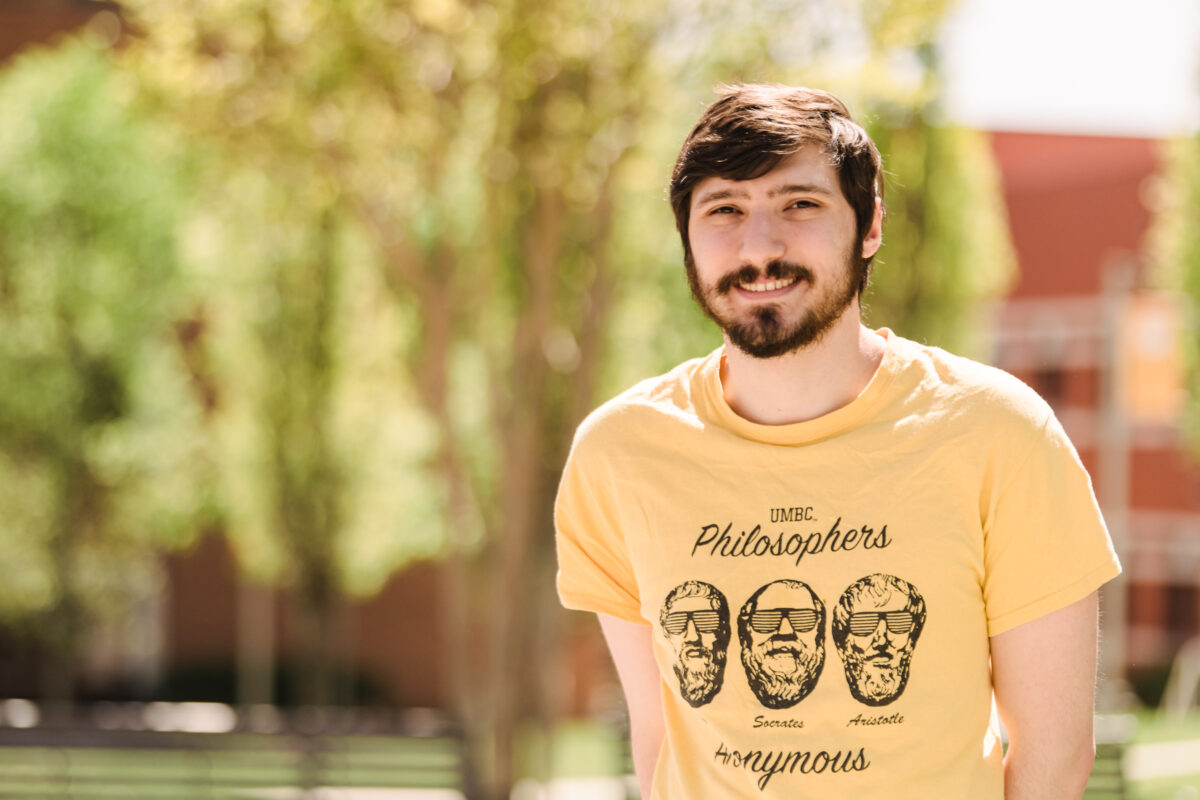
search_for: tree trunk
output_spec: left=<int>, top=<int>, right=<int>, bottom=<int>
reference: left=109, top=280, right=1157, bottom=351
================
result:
left=236, top=575, right=277, bottom=708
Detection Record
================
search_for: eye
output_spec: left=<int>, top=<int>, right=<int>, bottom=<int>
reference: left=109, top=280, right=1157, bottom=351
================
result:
left=789, top=199, right=818, bottom=210
left=708, top=205, right=738, bottom=215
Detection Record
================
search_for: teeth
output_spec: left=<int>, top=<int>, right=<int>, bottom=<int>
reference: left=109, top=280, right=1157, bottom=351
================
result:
left=739, top=277, right=797, bottom=293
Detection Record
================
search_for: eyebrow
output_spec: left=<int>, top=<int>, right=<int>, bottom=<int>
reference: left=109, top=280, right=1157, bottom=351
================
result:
left=693, top=183, right=834, bottom=206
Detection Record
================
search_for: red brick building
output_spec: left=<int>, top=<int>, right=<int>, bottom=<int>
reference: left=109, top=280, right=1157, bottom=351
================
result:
left=988, top=132, right=1200, bottom=699
left=0, top=0, right=121, bottom=63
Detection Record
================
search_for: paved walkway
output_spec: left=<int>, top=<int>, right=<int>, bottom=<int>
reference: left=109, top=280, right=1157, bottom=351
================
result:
left=1126, top=738, right=1200, bottom=781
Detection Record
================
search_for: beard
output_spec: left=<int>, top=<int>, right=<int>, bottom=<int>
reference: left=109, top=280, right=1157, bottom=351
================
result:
left=674, top=645, right=727, bottom=708
left=843, top=647, right=913, bottom=706
left=685, top=248, right=862, bottom=359
left=741, top=637, right=824, bottom=709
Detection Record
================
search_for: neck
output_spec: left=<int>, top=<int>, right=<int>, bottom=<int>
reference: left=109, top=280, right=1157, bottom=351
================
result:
left=721, top=308, right=886, bottom=426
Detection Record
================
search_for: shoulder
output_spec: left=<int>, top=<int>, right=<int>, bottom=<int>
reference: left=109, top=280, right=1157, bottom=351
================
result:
left=887, top=336, right=1087, bottom=515
left=568, top=353, right=713, bottom=465
left=890, top=334, right=1053, bottom=438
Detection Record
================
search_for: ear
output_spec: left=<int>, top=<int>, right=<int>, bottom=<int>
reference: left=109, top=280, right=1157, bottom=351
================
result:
left=861, top=197, right=883, bottom=259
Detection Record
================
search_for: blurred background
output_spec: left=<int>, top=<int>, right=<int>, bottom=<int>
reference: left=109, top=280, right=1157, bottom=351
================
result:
left=0, top=0, right=1197, bottom=798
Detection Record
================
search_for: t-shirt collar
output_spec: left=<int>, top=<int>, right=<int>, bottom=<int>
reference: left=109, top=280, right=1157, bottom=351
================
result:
left=698, top=328, right=901, bottom=445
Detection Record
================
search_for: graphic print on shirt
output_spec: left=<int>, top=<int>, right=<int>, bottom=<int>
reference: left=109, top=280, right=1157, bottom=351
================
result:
left=831, top=573, right=927, bottom=706
left=661, top=580, right=731, bottom=707
left=737, top=580, right=825, bottom=709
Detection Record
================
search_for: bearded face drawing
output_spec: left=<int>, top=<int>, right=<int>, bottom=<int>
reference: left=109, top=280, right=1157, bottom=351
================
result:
left=737, top=580, right=826, bottom=709
left=832, top=573, right=927, bottom=706
left=660, top=581, right=731, bottom=707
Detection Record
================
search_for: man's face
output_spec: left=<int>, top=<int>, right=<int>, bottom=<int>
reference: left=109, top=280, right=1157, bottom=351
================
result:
left=664, top=593, right=728, bottom=707
left=837, top=588, right=918, bottom=706
left=685, top=148, right=881, bottom=359
left=740, top=582, right=824, bottom=709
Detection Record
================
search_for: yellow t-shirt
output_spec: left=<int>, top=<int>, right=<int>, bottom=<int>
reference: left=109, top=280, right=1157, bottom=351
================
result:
left=555, top=330, right=1121, bottom=799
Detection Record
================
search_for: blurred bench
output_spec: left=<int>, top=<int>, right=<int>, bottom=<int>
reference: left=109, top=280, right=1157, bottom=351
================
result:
left=1082, top=714, right=1136, bottom=800
left=1082, top=740, right=1128, bottom=799
left=0, top=702, right=466, bottom=798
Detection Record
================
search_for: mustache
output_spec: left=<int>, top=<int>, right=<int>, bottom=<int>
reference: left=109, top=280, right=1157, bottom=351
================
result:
left=757, top=633, right=802, bottom=653
left=715, top=260, right=813, bottom=295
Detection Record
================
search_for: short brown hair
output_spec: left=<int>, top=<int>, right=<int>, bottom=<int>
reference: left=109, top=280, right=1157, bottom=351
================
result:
left=669, top=84, right=884, bottom=293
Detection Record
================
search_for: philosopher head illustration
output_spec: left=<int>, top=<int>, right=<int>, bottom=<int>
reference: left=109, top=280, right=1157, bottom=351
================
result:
left=737, top=579, right=825, bottom=709
left=832, top=573, right=927, bottom=706
left=660, top=581, right=731, bottom=707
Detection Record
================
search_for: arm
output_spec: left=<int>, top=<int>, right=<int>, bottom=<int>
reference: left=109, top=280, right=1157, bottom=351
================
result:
left=990, top=592, right=1099, bottom=800
left=598, top=613, right=664, bottom=800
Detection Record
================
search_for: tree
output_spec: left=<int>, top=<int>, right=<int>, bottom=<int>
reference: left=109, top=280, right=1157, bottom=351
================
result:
left=864, top=93, right=1015, bottom=355
left=0, top=38, right=202, bottom=704
left=116, top=4, right=714, bottom=795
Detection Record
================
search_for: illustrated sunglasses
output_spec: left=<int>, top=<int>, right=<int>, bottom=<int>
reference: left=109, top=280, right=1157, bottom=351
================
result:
left=748, top=608, right=818, bottom=634
left=847, top=610, right=914, bottom=636
left=662, top=609, right=722, bottom=635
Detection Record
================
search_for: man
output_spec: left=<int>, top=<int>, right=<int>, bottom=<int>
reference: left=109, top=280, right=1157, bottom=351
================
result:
left=738, top=580, right=825, bottom=709
left=661, top=580, right=732, bottom=707
left=555, top=84, right=1120, bottom=799
left=830, top=573, right=926, bottom=706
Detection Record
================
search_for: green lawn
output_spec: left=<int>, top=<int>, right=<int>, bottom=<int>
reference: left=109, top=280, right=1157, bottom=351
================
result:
left=1134, top=710, right=1200, bottom=745
left=516, top=719, right=626, bottom=780
left=1133, top=776, right=1200, bottom=800
left=520, top=712, right=1200, bottom=799
left=1128, top=711, right=1200, bottom=799
left=0, top=712, right=1193, bottom=798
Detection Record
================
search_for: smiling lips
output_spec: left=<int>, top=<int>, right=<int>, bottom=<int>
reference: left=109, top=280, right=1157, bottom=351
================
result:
left=738, top=276, right=799, bottom=293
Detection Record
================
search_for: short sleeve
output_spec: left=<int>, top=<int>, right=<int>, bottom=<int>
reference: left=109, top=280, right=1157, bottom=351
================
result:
left=554, top=429, right=645, bottom=624
left=981, top=411, right=1121, bottom=636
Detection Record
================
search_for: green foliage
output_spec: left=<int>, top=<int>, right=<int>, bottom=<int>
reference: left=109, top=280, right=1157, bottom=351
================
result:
left=1147, top=135, right=1200, bottom=453
left=178, top=167, right=443, bottom=592
left=116, top=0, right=716, bottom=586
left=118, top=0, right=512, bottom=593
left=0, top=40, right=202, bottom=626
left=865, top=105, right=1015, bottom=353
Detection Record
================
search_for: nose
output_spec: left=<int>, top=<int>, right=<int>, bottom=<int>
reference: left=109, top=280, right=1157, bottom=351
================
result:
left=870, top=619, right=888, bottom=645
left=738, top=209, right=785, bottom=266
left=684, top=618, right=701, bottom=641
left=777, top=614, right=794, bottom=635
